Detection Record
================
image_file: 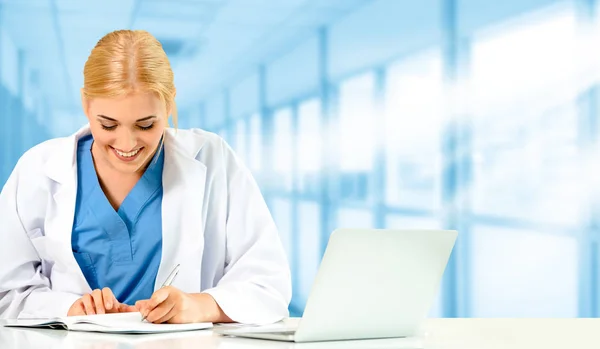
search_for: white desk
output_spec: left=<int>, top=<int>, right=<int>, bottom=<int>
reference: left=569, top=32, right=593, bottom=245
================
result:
left=1, top=318, right=598, bottom=349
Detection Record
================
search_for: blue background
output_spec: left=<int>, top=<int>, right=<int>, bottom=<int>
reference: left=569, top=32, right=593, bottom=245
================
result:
left=1, top=0, right=599, bottom=318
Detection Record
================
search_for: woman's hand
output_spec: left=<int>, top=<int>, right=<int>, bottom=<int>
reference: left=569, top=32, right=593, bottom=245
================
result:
left=135, top=286, right=232, bottom=324
left=68, top=287, right=136, bottom=316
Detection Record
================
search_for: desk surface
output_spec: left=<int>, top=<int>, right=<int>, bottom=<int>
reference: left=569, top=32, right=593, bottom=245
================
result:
left=1, top=318, right=598, bottom=349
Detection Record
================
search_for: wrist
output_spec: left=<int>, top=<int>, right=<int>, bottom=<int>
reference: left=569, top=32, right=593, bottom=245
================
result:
left=190, top=293, right=232, bottom=323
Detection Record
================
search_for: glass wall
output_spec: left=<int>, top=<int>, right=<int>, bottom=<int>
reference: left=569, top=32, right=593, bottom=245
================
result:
left=2, top=0, right=599, bottom=318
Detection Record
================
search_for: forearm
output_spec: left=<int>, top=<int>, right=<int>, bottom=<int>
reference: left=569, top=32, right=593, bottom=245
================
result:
left=190, top=293, right=234, bottom=323
left=0, top=286, right=81, bottom=319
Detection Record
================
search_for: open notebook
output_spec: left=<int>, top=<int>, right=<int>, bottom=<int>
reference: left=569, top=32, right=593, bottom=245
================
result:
left=1, top=312, right=212, bottom=334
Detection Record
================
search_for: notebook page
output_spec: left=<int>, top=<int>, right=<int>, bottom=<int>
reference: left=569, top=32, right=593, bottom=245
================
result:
left=2, top=317, right=68, bottom=329
left=69, top=312, right=143, bottom=326
left=68, top=312, right=212, bottom=334
left=70, top=321, right=212, bottom=334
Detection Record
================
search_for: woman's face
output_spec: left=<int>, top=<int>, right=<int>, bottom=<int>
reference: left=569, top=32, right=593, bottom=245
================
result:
left=83, top=91, right=169, bottom=174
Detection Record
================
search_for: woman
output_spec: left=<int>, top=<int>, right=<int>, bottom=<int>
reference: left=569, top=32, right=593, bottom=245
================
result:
left=0, top=30, right=291, bottom=325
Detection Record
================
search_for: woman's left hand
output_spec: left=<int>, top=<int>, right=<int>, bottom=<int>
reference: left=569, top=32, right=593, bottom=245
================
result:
left=135, top=286, right=229, bottom=324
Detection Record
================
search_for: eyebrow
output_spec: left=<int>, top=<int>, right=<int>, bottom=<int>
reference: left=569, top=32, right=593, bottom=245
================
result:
left=97, top=115, right=157, bottom=122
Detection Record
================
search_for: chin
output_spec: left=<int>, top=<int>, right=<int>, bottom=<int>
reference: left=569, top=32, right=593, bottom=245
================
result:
left=112, top=162, right=143, bottom=174
left=108, top=153, right=149, bottom=173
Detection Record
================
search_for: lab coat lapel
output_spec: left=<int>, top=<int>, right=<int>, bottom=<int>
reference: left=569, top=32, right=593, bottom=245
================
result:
left=158, top=130, right=207, bottom=293
left=44, top=125, right=93, bottom=294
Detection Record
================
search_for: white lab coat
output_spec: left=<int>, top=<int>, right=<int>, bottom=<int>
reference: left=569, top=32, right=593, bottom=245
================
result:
left=0, top=125, right=292, bottom=324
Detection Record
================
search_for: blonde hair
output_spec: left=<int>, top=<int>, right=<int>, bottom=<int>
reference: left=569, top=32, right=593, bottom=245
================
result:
left=82, top=29, right=178, bottom=128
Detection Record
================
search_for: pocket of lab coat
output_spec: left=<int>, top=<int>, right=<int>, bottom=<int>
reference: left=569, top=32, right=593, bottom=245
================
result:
left=72, top=251, right=98, bottom=288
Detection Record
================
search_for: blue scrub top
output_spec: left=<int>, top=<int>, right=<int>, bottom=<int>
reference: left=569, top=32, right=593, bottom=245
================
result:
left=72, top=135, right=164, bottom=304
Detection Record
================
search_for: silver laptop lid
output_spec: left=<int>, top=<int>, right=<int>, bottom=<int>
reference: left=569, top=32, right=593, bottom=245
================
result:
left=295, top=229, right=457, bottom=342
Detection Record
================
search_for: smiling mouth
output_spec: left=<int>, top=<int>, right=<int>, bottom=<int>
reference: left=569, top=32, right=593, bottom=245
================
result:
left=111, top=146, right=144, bottom=161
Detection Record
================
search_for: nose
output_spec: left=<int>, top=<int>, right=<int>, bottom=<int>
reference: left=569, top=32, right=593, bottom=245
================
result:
left=114, top=129, right=138, bottom=152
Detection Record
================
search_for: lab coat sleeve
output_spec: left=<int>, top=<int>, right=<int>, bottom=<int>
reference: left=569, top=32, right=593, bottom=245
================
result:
left=0, top=161, right=81, bottom=319
left=202, top=142, right=292, bottom=325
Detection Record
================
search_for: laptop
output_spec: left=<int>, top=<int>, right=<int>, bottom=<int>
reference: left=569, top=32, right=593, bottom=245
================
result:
left=218, top=228, right=457, bottom=343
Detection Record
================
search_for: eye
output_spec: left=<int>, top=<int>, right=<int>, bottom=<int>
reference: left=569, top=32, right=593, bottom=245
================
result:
left=138, top=123, right=154, bottom=131
left=101, top=124, right=117, bottom=131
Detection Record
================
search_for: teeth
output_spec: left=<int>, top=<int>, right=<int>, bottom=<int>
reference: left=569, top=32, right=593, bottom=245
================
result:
left=115, top=148, right=140, bottom=158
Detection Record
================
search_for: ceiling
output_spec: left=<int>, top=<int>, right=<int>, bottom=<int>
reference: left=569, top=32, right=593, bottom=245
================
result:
left=0, top=0, right=371, bottom=111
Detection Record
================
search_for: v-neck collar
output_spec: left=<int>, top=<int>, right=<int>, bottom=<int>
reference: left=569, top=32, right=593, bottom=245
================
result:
left=117, top=143, right=164, bottom=226
left=77, top=136, right=165, bottom=262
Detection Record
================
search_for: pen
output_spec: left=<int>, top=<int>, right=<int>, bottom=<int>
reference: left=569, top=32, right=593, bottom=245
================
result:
left=141, top=263, right=181, bottom=322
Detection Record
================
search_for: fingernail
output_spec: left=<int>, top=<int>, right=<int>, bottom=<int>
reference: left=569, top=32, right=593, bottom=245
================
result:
left=106, top=302, right=112, bottom=309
